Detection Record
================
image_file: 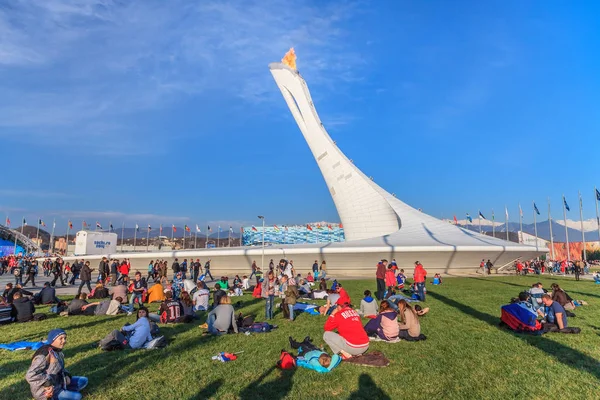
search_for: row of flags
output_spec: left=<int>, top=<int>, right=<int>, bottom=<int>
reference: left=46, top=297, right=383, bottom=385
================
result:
left=453, top=190, right=600, bottom=225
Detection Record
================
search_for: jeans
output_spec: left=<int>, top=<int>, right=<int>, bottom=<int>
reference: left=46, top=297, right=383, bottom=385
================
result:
left=376, top=279, right=385, bottom=300
left=15, top=276, right=22, bottom=285
left=129, top=292, right=143, bottom=307
left=205, top=270, right=214, bottom=280
left=265, top=295, right=274, bottom=319
left=288, top=304, right=295, bottom=321
left=416, top=282, right=426, bottom=302
left=148, top=313, right=160, bottom=322
left=69, top=273, right=79, bottom=285
left=207, top=312, right=224, bottom=335
left=249, top=271, right=256, bottom=279
left=57, top=376, right=88, bottom=400
left=386, top=294, right=417, bottom=310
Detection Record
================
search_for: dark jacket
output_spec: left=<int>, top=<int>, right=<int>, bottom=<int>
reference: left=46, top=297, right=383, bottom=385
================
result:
left=376, top=263, right=386, bottom=280
left=91, top=287, right=110, bottom=299
left=79, top=264, right=93, bottom=281
left=172, top=262, right=180, bottom=273
left=284, top=284, right=299, bottom=305
left=38, top=287, right=58, bottom=304
left=12, top=297, right=35, bottom=322
left=99, top=260, right=109, bottom=277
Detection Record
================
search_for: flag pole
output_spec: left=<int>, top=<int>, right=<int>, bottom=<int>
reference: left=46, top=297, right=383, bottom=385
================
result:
left=217, top=227, right=220, bottom=248
left=548, top=197, right=555, bottom=260
left=505, top=207, right=509, bottom=241
left=478, top=211, right=482, bottom=234
left=195, top=230, right=198, bottom=249
left=120, top=222, right=125, bottom=252
left=562, top=195, right=570, bottom=261
left=206, top=225, right=209, bottom=249
left=492, top=210, right=495, bottom=238
left=596, top=187, right=600, bottom=248
left=183, top=228, right=186, bottom=250
left=533, top=201, right=538, bottom=251
left=579, top=191, right=586, bottom=261
left=66, top=224, right=70, bottom=256
left=36, top=218, right=40, bottom=244
left=133, top=225, right=137, bottom=252
left=228, top=227, right=231, bottom=247
left=146, top=225, right=150, bottom=252
left=49, top=219, right=56, bottom=254
left=518, top=204, right=523, bottom=244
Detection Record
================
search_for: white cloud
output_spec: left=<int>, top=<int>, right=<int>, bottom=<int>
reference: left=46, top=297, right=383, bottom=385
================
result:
left=0, top=0, right=365, bottom=153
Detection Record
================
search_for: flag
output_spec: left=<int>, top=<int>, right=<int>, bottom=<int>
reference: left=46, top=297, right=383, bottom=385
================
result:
left=533, top=202, right=540, bottom=215
left=109, top=223, right=114, bottom=231
left=148, top=224, right=151, bottom=231
left=185, top=225, right=191, bottom=232
left=505, top=207, right=509, bottom=219
left=68, top=221, right=73, bottom=230
left=196, top=224, right=201, bottom=233
left=53, top=220, right=56, bottom=229
left=135, top=224, right=139, bottom=231
left=563, top=196, right=570, bottom=212
left=251, top=225, right=258, bottom=231
left=492, top=210, right=495, bottom=221
left=466, top=213, right=473, bottom=223
left=339, top=223, right=343, bottom=229
left=172, top=224, right=176, bottom=232
left=519, top=204, right=523, bottom=217
left=273, top=225, right=280, bottom=231
left=82, top=220, right=87, bottom=228
left=39, top=219, right=46, bottom=227
left=479, top=211, right=486, bottom=220
left=208, top=225, right=212, bottom=232
left=596, top=188, right=600, bottom=201
left=5, top=217, right=10, bottom=226
left=328, top=224, right=333, bottom=230
left=218, top=226, right=222, bottom=232
left=453, top=215, right=457, bottom=225
left=96, top=222, right=102, bottom=229
left=229, top=226, right=233, bottom=233
left=160, top=224, right=163, bottom=234
left=307, top=224, right=313, bottom=231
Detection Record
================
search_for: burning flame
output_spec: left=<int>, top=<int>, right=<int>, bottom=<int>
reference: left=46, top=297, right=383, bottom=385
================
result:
left=281, top=47, right=297, bottom=70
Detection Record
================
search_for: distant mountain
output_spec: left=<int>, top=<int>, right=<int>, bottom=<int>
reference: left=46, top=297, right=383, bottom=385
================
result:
left=462, top=220, right=597, bottom=242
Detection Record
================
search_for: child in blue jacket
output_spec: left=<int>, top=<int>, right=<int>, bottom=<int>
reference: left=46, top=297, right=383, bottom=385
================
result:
left=289, top=336, right=341, bottom=373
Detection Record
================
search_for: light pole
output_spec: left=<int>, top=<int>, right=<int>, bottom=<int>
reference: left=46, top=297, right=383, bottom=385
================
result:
left=258, top=215, right=265, bottom=270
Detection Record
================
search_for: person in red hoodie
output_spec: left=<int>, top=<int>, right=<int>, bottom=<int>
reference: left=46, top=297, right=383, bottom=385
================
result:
left=385, top=264, right=396, bottom=298
left=117, top=260, right=130, bottom=284
left=323, top=303, right=369, bottom=359
left=375, top=259, right=387, bottom=301
left=413, top=261, right=427, bottom=302
left=335, top=284, right=351, bottom=306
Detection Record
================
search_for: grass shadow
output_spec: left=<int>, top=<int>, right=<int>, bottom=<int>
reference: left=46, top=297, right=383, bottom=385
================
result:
left=348, top=373, right=391, bottom=400
left=239, top=365, right=295, bottom=400
left=188, top=379, right=223, bottom=399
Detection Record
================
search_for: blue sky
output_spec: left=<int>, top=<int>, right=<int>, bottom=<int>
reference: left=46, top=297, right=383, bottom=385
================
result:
left=1, top=1, right=599, bottom=231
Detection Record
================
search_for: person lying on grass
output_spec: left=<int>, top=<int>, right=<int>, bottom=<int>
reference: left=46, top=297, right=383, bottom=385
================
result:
left=357, top=290, right=378, bottom=318
left=26, top=329, right=88, bottom=400
left=323, top=302, right=369, bottom=360
left=202, top=295, right=238, bottom=335
left=289, top=336, right=341, bottom=373
left=364, top=300, right=399, bottom=341
left=64, top=293, right=98, bottom=316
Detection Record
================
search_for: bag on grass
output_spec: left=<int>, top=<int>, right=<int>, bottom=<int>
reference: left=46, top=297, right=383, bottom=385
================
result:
left=237, top=313, right=255, bottom=328
left=145, top=336, right=167, bottom=349
left=277, top=350, right=296, bottom=370
left=500, top=303, right=542, bottom=333
left=150, top=322, right=160, bottom=336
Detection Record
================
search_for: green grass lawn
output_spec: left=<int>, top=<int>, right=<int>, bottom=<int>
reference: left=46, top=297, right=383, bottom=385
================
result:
left=1, top=276, right=600, bottom=400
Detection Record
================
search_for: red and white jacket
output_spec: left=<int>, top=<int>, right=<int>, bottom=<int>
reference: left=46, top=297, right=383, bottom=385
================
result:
left=324, top=306, right=369, bottom=348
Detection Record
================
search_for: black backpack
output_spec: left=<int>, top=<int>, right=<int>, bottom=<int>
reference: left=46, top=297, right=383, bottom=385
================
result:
left=98, top=330, right=127, bottom=351
left=237, top=313, right=255, bottom=328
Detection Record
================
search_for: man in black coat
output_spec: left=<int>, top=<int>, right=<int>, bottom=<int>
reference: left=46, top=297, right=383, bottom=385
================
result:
left=23, top=261, right=37, bottom=287
left=11, top=291, right=36, bottom=322
left=51, top=258, right=66, bottom=287
left=77, top=262, right=94, bottom=296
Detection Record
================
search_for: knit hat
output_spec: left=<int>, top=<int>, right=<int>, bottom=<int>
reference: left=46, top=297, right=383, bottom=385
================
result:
left=47, top=329, right=66, bottom=344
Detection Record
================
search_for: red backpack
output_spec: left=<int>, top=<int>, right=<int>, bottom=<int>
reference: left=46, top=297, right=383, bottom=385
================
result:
left=277, top=350, right=296, bottom=370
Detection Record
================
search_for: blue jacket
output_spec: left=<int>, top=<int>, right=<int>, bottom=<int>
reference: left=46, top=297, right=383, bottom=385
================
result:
left=122, top=317, right=153, bottom=349
left=297, top=350, right=341, bottom=373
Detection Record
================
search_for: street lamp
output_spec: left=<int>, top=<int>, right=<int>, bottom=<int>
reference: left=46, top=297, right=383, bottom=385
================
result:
left=258, top=215, right=265, bottom=270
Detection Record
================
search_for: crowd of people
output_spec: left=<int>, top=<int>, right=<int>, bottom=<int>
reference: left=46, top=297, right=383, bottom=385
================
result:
left=3, top=252, right=595, bottom=399
left=511, top=259, right=591, bottom=279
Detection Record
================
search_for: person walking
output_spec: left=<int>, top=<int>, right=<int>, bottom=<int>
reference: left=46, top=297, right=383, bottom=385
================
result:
left=250, top=261, right=257, bottom=280
left=574, top=261, right=581, bottom=281
left=375, top=259, right=387, bottom=301
left=77, top=261, right=94, bottom=296
left=204, top=259, right=214, bottom=281
left=23, top=261, right=36, bottom=287
left=413, top=261, right=427, bottom=302
left=50, top=258, right=66, bottom=287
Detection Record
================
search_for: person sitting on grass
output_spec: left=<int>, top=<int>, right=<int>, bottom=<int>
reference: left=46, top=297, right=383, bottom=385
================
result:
left=540, top=294, right=572, bottom=332
left=323, top=302, right=369, bottom=359
left=11, top=291, right=39, bottom=323
left=297, top=279, right=312, bottom=296
left=106, top=296, right=124, bottom=315
left=112, top=281, right=129, bottom=303
left=64, top=293, right=95, bottom=316
left=90, top=282, right=110, bottom=299
left=241, top=275, right=250, bottom=290
left=213, top=283, right=227, bottom=309
left=33, top=282, right=61, bottom=305
left=147, top=281, right=166, bottom=303
left=397, top=300, right=426, bottom=341
left=306, top=272, right=315, bottom=284
left=193, top=281, right=210, bottom=311
left=357, top=290, right=378, bottom=318
left=550, top=283, right=576, bottom=310
left=26, top=329, right=88, bottom=400
left=218, top=276, right=229, bottom=290
left=203, top=295, right=238, bottom=335
left=319, top=278, right=327, bottom=291
left=148, top=291, right=183, bottom=323
left=363, top=300, right=399, bottom=341
left=180, top=291, right=196, bottom=319
left=319, top=290, right=340, bottom=316
left=432, top=273, right=443, bottom=285
left=108, top=306, right=153, bottom=349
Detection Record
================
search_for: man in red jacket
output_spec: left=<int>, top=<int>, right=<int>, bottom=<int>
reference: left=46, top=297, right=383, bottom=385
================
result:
left=413, top=261, right=427, bottom=301
left=375, top=259, right=387, bottom=300
left=335, top=284, right=351, bottom=306
left=323, top=303, right=369, bottom=359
